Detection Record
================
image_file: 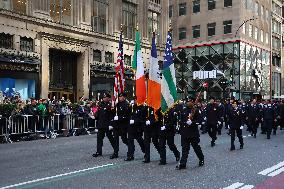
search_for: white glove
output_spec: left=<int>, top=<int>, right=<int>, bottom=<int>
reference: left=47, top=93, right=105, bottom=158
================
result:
left=198, top=125, right=201, bottom=129
left=161, top=126, right=166, bottom=131
left=130, top=100, right=134, bottom=105
left=109, top=126, right=113, bottom=130
left=130, top=120, right=134, bottom=125
left=114, top=116, right=118, bottom=121
left=240, top=125, right=244, bottom=130
left=204, top=117, right=207, bottom=121
left=218, top=121, right=221, bottom=125
left=202, top=122, right=205, bottom=125
left=146, top=120, right=151, bottom=125
left=228, top=125, right=230, bottom=129
left=186, top=119, right=192, bottom=125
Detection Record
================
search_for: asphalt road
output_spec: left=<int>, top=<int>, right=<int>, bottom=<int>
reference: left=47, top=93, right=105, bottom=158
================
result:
left=0, top=128, right=284, bottom=189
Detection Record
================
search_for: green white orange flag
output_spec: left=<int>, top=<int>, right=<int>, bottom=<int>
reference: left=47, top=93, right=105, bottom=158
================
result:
left=132, top=30, right=146, bottom=105
left=147, top=33, right=161, bottom=112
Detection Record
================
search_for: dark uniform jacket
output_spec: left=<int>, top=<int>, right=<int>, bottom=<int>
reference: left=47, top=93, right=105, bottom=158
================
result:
left=262, top=104, right=276, bottom=120
left=143, top=106, right=158, bottom=134
left=96, top=101, right=113, bottom=129
left=206, top=103, right=221, bottom=125
left=114, top=100, right=130, bottom=129
left=228, top=107, right=243, bottom=129
left=156, top=108, right=176, bottom=137
left=180, top=106, right=200, bottom=138
left=246, top=104, right=260, bottom=121
left=129, top=104, right=146, bottom=133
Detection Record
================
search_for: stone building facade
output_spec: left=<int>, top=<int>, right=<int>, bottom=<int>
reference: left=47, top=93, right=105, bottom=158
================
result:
left=0, top=0, right=169, bottom=101
left=170, top=0, right=283, bottom=100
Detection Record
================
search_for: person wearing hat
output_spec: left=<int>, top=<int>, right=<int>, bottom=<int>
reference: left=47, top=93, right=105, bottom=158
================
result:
left=205, top=97, right=222, bottom=147
left=246, top=99, right=261, bottom=138
left=228, top=100, right=244, bottom=151
left=92, top=92, right=116, bottom=158
left=111, top=92, right=130, bottom=159
left=124, top=96, right=145, bottom=161
left=261, top=100, right=277, bottom=139
left=176, top=100, right=204, bottom=170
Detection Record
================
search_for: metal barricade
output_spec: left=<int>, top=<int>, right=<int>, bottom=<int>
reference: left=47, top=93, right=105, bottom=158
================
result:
left=0, top=115, right=11, bottom=143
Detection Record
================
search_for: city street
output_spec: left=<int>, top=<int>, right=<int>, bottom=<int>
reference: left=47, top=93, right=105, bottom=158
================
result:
left=0, top=128, right=284, bottom=189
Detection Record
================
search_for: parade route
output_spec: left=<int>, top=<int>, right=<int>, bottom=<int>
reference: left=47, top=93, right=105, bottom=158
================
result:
left=0, top=128, right=283, bottom=189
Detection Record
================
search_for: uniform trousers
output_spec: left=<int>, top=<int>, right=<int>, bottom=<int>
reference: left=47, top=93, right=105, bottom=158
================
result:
left=159, top=135, right=180, bottom=163
left=230, top=128, right=243, bottom=147
left=113, top=127, right=128, bottom=154
left=180, top=136, right=204, bottom=166
left=127, top=131, right=145, bottom=157
left=96, top=128, right=115, bottom=154
left=144, top=131, right=160, bottom=161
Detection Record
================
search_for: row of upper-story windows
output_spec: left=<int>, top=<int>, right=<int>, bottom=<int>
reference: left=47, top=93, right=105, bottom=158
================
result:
left=243, top=24, right=269, bottom=45
left=272, top=1, right=282, bottom=16
left=169, top=0, right=232, bottom=18
left=244, top=0, right=270, bottom=22
left=149, top=0, right=161, bottom=5
left=0, top=33, right=34, bottom=52
left=178, top=20, right=232, bottom=40
left=93, top=50, right=132, bottom=65
left=272, top=19, right=282, bottom=35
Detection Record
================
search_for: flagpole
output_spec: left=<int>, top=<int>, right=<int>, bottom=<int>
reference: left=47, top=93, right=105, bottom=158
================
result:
left=133, top=23, right=139, bottom=98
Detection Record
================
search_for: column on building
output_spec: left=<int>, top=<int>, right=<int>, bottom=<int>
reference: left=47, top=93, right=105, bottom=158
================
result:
left=41, top=39, right=49, bottom=99
left=72, top=0, right=91, bottom=30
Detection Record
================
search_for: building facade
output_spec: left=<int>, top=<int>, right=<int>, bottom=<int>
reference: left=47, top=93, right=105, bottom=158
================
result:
left=170, top=0, right=283, bottom=100
left=0, top=0, right=169, bottom=101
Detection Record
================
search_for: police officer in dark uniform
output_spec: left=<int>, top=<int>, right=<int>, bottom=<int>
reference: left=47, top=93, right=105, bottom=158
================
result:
left=246, top=99, right=260, bottom=138
left=206, top=97, right=221, bottom=147
left=156, top=107, right=180, bottom=165
left=228, top=101, right=244, bottom=151
left=176, top=100, right=204, bottom=170
left=143, top=106, right=160, bottom=163
left=261, top=100, right=277, bottom=139
left=92, top=93, right=116, bottom=158
left=125, top=97, right=145, bottom=161
left=216, top=99, right=225, bottom=135
left=279, top=100, right=284, bottom=130
left=112, top=92, right=130, bottom=159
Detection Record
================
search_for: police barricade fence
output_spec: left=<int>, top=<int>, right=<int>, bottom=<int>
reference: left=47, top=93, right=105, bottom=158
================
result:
left=0, top=113, right=97, bottom=143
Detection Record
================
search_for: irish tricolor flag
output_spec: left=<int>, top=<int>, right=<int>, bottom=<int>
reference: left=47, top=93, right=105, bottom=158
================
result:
left=161, top=31, right=177, bottom=113
left=147, top=33, right=161, bottom=112
left=132, top=30, right=146, bottom=105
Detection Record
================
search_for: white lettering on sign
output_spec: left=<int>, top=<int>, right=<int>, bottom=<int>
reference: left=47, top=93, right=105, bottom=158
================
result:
left=193, top=70, right=218, bottom=79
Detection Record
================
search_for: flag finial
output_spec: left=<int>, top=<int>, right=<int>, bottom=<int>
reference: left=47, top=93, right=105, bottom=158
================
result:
left=136, top=23, right=139, bottom=31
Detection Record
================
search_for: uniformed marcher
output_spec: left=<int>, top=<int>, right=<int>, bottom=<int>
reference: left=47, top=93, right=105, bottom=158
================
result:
left=176, top=100, right=204, bottom=170
left=143, top=106, right=160, bottom=163
left=205, top=97, right=221, bottom=147
left=216, top=99, right=225, bottom=135
left=92, top=93, right=116, bottom=158
left=261, top=100, right=276, bottom=139
left=157, top=107, right=180, bottom=165
left=228, top=101, right=244, bottom=151
left=124, top=97, right=145, bottom=161
left=246, top=99, right=260, bottom=138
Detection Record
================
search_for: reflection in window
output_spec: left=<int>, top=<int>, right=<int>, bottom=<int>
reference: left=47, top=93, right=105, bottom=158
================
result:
left=105, top=51, right=113, bottom=63
left=50, top=0, right=72, bottom=25
left=12, top=0, right=27, bottom=14
left=93, top=50, right=102, bottom=62
left=148, top=11, right=159, bottom=42
left=0, top=33, right=13, bottom=49
left=20, top=37, right=33, bottom=52
left=92, top=0, right=108, bottom=34
left=122, top=1, right=137, bottom=40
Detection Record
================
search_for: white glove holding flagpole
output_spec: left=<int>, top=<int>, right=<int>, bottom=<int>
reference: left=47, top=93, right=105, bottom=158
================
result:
left=240, top=125, right=244, bottom=130
left=109, top=126, right=113, bottom=130
left=130, top=120, right=134, bottom=125
left=186, top=119, right=192, bottom=125
left=114, top=116, right=118, bottom=121
left=146, top=120, right=151, bottom=125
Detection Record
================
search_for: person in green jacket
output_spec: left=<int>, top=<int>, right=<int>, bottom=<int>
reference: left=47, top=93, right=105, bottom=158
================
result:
left=37, top=99, right=49, bottom=138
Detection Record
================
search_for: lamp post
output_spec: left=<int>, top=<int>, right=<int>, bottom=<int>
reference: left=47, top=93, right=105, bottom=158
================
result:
left=235, top=17, right=258, bottom=38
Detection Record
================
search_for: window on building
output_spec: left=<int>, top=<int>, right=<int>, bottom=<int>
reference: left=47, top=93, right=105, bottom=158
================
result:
left=124, top=55, right=131, bottom=66
left=11, top=0, right=27, bottom=14
left=150, top=0, right=161, bottom=4
left=223, top=20, right=232, bottom=34
left=272, top=2, right=282, bottom=16
left=148, top=11, right=160, bottom=42
left=0, top=33, right=13, bottom=49
left=193, top=0, right=200, bottom=13
left=261, top=5, right=264, bottom=18
left=265, top=32, right=269, bottom=44
left=105, top=51, right=113, bottom=63
left=242, top=23, right=246, bottom=34
left=179, top=27, right=187, bottom=40
left=254, top=27, right=258, bottom=40
left=122, top=1, right=137, bottom=40
left=92, top=0, right=109, bottom=34
left=207, top=22, right=216, bottom=37
left=93, top=50, right=102, bottom=62
left=208, top=0, right=216, bottom=10
left=266, top=9, right=269, bottom=21
left=169, top=5, right=173, bottom=18
left=179, top=3, right=186, bottom=16
left=192, top=25, right=200, bottom=38
left=249, top=24, right=253, bottom=38
left=260, top=30, right=264, bottom=43
left=255, top=2, right=259, bottom=16
left=20, top=37, right=33, bottom=52
left=50, top=0, right=72, bottom=25
left=224, top=0, right=232, bottom=7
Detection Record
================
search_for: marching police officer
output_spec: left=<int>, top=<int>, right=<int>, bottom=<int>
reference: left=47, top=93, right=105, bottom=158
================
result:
left=205, top=97, right=221, bottom=147
left=216, top=99, right=225, bottom=135
left=176, top=100, right=204, bottom=170
left=112, top=93, right=130, bottom=159
left=125, top=97, right=145, bottom=161
left=261, top=100, right=277, bottom=139
left=143, top=106, right=160, bottom=163
left=92, top=93, right=116, bottom=158
left=228, top=101, right=244, bottom=151
left=157, top=107, right=180, bottom=165
left=246, top=99, right=260, bottom=138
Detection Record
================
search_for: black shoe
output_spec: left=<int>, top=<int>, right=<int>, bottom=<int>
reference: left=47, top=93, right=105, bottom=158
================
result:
left=159, top=161, right=167, bottom=165
left=92, top=152, right=102, bottom=157
left=251, top=133, right=254, bottom=137
left=240, top=144, right=244, bottom=149
left=230, top=146, right=235, bottom=151
left=124, top=156, right=134, bottom=161
left=176, top=164, right=186, bottom=170
left=199, top=160, right=204, bottom=167
left=110, top=153, right=118, bottom=159
left=267, top=136, right=270, bottom=139
left=218, top=131, right=221, bottom=135
left=143, top=159, right=150, bottom=163
left=254, top=134, right=256, bottom=138
left=211, top=141, right=215, bottom=147
left=176, top=154, right=180, bottom=162
left=273, top=131, right=276, bottom=135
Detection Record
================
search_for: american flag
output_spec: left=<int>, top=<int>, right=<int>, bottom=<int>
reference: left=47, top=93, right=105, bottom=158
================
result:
left=114, top=31, right=125, bottom=98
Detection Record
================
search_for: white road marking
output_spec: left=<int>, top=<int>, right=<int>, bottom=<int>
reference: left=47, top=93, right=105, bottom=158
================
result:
left=243, top=136, right=247, bottom=138
left=238, top=185, right=254, bottom=189
left=0, top=163, right=114, bottom=189
left=223, top=182, right=244, bottom=189
left=258, top=161, right=284, bottom=176
left=267, top=167, right=284, bottom=177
